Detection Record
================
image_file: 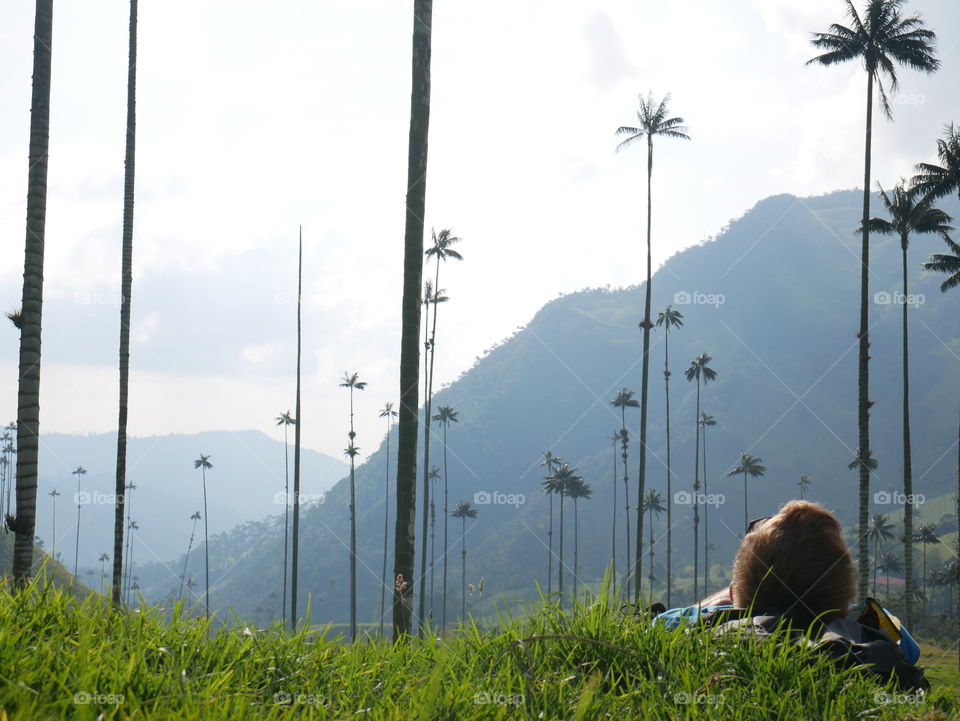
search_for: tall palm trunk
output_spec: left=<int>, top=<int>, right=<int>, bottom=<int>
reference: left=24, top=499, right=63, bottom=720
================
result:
left=558, top=491, right=565, bottom=606
left=573, top=497, right=579, bottom=602
left=202, top=466, right=210, bottom=620
left=348, top=397, right=357, bottom=642
left=394, top=0, right=432, bottom=640
left=460, top=516, right=467, bottom=621
left=379, top=425, right=391, bottom=637
left=663, top=333, right=672, bottom=606
left=546, top=491, right=554, bottom=597
left=901, top=229, right=915, bottom=627
left=872, top=534, right=879, bottom=597
left=856, top=71, right=875, bottom=609
left=112, top=0, right=137, bottom=608
left=178, top=518, right=197, bottom=603
left=610, top=435, right=616, bottom=596
left=692, top=379, right=701, bottom=602
left=73, top=481, right=81, bottom=582
left=648, top=503, right=655, bottom=603
left=635, top=134, right=654, bottom=604
left=290, top=228, right=303, bottom=629
left=11, top=0, right=53, bottom=586
left=441, top=423, right=449, bottom=629
left=282, top=424, right=290, bottom=624
left=619, top=410, right=630, bottom=597
left=702, top=421, right=709, bottom=592
left=418, top=298, right=432, bottom=634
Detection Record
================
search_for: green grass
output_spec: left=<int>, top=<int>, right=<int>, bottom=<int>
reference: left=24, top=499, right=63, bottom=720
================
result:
left=1, top=578, right=957, bottom=721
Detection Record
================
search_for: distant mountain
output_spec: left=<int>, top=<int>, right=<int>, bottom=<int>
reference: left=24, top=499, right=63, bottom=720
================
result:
left=135, top=189, right=960, bottom=627
left=31, top=430, right=347, bottom=573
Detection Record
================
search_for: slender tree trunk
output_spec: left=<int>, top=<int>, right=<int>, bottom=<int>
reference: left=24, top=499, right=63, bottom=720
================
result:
left=620, top=409, right=630, bottom=598
left=664, top=330, right=672, bottom=606
left=379, top=424, right=390, bottom=637
left=394, top=0, right=432, bottom=640
left=872, top=535, right=879, bottom=597
left=856, top=70, right=875, bottom=608
left=73, top=480, right=81, bottom=582
left=692, top=380, right=700, bottom=602
left=349, top=450, right=357, bottom=640
left=648, top=505, right=655, bottom=603
left=702, top=422, right=709, bottom=593
left=290, top=228, right=303, bottom=629
left=743, top=471, right=748, bottom=536
left=112, top=0, right=137, bottom=608
left=460, top=517, right=467, bottom=621
left=418, top=298, right=432, bottom=634
left=441, top=423, right=449, bottom=630
left=282, top=425, right=289, bottom=624
left=429, top=479, right=436, bottom=620
left=558, top=492, right=565, bottom=606
left=635, top=135, right=653, bottom=604
left=901, top=232, right=915, bottom=627
left=11, top=0, right=54, bottom=586
left=202, top=467, right=210, bottom=620
left=573, top=498, right=579, bottom=603
left=547, top=491, right=554, bottom=598
left=610, top=438, right=616, bottom=597
left=178, top=519, right=196, bottom=603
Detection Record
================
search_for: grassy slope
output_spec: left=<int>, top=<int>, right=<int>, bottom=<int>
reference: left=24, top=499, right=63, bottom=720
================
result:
left=1, top=581, right=957, bottom=721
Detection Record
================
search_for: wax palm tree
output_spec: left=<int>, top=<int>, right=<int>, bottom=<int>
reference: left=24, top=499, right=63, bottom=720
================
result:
left=655, top=305, right=683, bottom=605
left=290, top=228, right=304, bottom=630
left=617, top=94, right=690, bottom=603
left=914, top=524, right=938, bottom=612
left=567, top=476, right=593, bottom=603
left=339, top=372, right=367, bottom=642
left=378, top=402, right=397, bottom=637
left=699, top=411, right=716, bottom=591
left=98, top=552, right=110, bottom=594
left=47, top=488, right=60, bottom=560
left=922, top=234, right=960, bottom=291
left=540, top=451, right=562, bottom=598
left=193, top=454, right=213, bottom=620
left=275, top=410, right=296, bottom=624
left=451, top=500, right=478, bottom=622
left=878, top=550, right=903, bottom=600
left=427, top=465, right=440, bottom=620
left=112, top=0, right=139, bottom=609
left=394, top=0, right=433, bottom=639
left=433, top=404, right=458, bottom=629
left=418, top=230, right=462, bottom=634
left=808, top=0, right=939, bottom=610
left=727, top=452, right=766, bottom=535
left=178, top=511, right=201, bottom=603
left=868, top=512, right=895, bottom=596
left=607, top=433, right=618, bottom=593
left=913, top=122, right=960, bottom=203
left=864, top=180, right=952, bottom=616
left=71, top=466, right=87, bottom=583
left=642, top=489, right=665, bottom=601
left=610, top=388, right=639, bottom=596
left=10, top=0, right=54, bottom=586
left=798, top=474, right=814, bottom=500
left=684, top=353, right=717, bottom=600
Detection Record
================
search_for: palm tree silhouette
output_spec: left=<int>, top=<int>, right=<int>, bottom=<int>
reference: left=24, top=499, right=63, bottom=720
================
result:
left=113, top=0, right=139, bottom=609
left=47, top=488, right=60, bottom=560
left=914, top=524, right=939, bottom=613
left=433, top=404, right=458, bottom=630
left=878, top=550, right=903, bottom=601
left=98, top=552, right=110, bottom=594
left=71, top=465, right=87, bottom=584
left=913, top=123, right=960, bottom=203
left=567, top=476, right=593, bottom=603
left=610, top=388, right=639, bottom=596
left=275, top=410, right=296, bottom=624
left=642, top=489, right=665, bottom=602
left=179, top=511, right=201, bottom=603
left=798, top=474, right=814, bottom=500
left=864, top=180, right=952, bottom=615
left=451, top=500, right=478, bottom=622
left=617, top=93, right=690, bottom=604
left=339, top=371, right=367, bottom=641
left=868, top=513, right=895, bottom=596
left=727, top=452, right=766, bottom=535
left=540, top=451, right=562, bottom=598
left=419, top=229, right=463, bottom=634
left=378, top=401, right=397, bottom=637
left=193, top=454, right=213, bottom=620
left=655, top=305, right=683, bottom=605
left=808, top=0, right=939, bottom=612
left=684, top=353, right=716, bottom=600
left=547, top=463, right=580, bottom=607
left=699, top=411, right=717, bottom=591
left=11, top=0, right=54, bottom=587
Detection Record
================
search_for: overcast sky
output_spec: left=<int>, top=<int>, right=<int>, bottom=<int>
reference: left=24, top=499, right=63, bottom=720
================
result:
left=1, top=0, right=958, bottom=463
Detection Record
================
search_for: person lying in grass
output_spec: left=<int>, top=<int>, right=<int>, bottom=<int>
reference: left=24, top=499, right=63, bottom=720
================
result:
left=655, top=500, right=925, bottom=691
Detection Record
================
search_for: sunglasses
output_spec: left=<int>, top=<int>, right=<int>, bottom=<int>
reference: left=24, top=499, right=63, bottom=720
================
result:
left=747, top=516, right=772, bottom=534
